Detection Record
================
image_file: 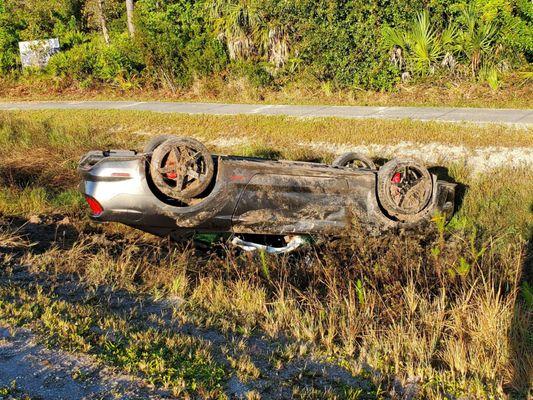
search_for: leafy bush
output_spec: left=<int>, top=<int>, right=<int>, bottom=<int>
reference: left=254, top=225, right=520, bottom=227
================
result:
left=281, top=0, right=425, bottom=89
left=231, top=60, right=273, bottom=87
left=0, top=0, right=531, bottom=90
left=0, top=0, right=21, bottom=72
left=47, top=34, right=144, bottom=86
left=383, top=11, right=455, bottom=76
left=136, top=0, right=227, bottom=89
left=381, top=1, right=532, bottom=86
left=97, top=33, right=144, bottom=83
left=470, top=0, right=533, bottom=63
left=47, top=39, right=100, bottom=81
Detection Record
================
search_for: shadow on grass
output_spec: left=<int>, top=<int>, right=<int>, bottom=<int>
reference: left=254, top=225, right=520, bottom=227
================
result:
left=0, top=215, right=392, bottom=399
left=240, top=146, right=282, bottom=160
left=428, top=166, right=468, bottom=214
left=0, top=214, right=80, bottom=255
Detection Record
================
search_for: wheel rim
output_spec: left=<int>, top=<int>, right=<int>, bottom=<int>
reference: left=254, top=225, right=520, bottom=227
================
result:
left=386, top=165, right=432, bottom=214
left=150, top=139, right=213, bottom=200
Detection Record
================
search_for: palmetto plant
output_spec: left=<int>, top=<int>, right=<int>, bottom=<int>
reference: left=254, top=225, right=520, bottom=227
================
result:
left=383, top=11, right=453, bottom=75
left=209, top=0, right=291, bottom=68
left=454, top=3, right=498, bottom=76
left=383, top=6, right=505, bottom=81
left=209, top=0, right=266, bottom=60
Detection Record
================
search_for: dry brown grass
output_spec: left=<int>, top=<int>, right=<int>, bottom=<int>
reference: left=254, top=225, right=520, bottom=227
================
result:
left=1, top=217, right=530, bottom=398
left=1, top=73, right=532, bottom=108
left=1, top=110, right=531, bottom=153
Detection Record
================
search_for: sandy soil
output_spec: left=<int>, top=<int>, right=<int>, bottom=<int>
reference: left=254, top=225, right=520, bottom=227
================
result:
left=208, top=137, right=533, bottom=174
left=0, top=326, right=168, bottom=399
left=299, top=140, right=533, bottom=174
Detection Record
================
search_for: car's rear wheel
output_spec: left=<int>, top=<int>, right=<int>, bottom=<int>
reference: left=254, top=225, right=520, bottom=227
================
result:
left=149, top=137, right=214, bottom=200
left=377, top=158, right=433, bottom=221
left=333, top=152, right=376, bottom=170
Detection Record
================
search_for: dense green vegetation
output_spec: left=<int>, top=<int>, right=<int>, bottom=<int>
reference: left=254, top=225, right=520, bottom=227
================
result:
left=0, top=0, right=531, bottom=92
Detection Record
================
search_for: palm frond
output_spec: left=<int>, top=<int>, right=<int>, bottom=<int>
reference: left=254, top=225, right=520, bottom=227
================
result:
left=382, top=25, right=407, bottom=49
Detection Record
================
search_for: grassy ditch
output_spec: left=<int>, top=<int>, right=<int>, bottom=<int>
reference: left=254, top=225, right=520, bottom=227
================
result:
left=0, top=110, right=531, bottom=399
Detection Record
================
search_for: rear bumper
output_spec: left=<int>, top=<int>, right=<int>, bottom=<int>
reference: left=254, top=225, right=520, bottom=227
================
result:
left=79, top=153, right=238, bottom=232
left=79, top=151, right=155, bottom=224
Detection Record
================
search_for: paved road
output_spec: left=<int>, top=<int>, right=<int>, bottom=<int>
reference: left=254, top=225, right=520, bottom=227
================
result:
left=0, top=100, right=532, bottom=126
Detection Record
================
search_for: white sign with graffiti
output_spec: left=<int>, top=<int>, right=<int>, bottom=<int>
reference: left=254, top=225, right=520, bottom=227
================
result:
left=18, top=38, right=60, bottom=68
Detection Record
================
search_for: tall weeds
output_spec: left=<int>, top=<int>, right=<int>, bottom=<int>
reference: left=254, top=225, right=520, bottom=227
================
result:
left=9, top=219, right=527, bottom=397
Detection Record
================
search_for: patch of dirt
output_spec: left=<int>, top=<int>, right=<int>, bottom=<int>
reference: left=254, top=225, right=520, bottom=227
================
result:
left=300, top=140, right=533, bottom=174
left=0, top=326, right=169, bottom=400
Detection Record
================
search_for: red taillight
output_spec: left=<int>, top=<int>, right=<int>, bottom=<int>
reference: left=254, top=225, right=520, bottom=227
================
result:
left=85, top=195, right=103, bottom=216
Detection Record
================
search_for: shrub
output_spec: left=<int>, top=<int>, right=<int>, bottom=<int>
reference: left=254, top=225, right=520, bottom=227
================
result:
left=97, top=33, right=145, bottom=84
left=136, top=0, right=227, bottom=89
left=47, top=34, right=145, bottom=86
left=231, top=60, right=273, bottom=87
left=383, top=10, right=455, bottom=76
left=280, top=0, right=426, bottom=90
left=47, top=39, right=99, bottom=82
left=0, top=0, right=21, bottom=72
left=0, top=0, right=531, bottom=91
left=381, top=1, right=531, bottom=82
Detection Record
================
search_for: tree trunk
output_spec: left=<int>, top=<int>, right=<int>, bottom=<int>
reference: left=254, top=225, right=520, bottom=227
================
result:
left=96, top=0, right=110, bottom=44
left=126, top=0, right=135, bottom=38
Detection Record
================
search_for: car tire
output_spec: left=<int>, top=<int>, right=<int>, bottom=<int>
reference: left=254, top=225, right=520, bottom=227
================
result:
left=377, top=158, right=433, bottom=221
left=333, top=152, right=376, bottom=170
left=143, top=135, right=176, bottom=153
left=149, top=137, right=214, bottom=200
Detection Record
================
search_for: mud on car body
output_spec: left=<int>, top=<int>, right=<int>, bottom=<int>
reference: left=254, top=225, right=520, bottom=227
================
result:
left=78, top=136, right=456, bottom=251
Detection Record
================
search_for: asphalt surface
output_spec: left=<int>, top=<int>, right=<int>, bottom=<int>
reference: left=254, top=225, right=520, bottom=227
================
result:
left=0, top=100, right=532, bottom=126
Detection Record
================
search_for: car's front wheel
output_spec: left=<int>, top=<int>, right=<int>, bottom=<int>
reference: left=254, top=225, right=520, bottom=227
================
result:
left=377, top=158, right=433, bottom=221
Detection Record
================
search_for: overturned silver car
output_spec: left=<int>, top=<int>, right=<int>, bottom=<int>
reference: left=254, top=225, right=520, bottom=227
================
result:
left=79, top=136, right=456, bottom=249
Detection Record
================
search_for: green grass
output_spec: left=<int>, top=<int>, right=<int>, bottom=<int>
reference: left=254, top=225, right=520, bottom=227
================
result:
left=0, top=381, right=33, bottom=400
left=450, top=167, right=533, bottom=238
left=0, top=285, right=226, bottom=398
left=0, top=188, right=83, bottom=216
left=0, top=110, right=531, bottom=399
